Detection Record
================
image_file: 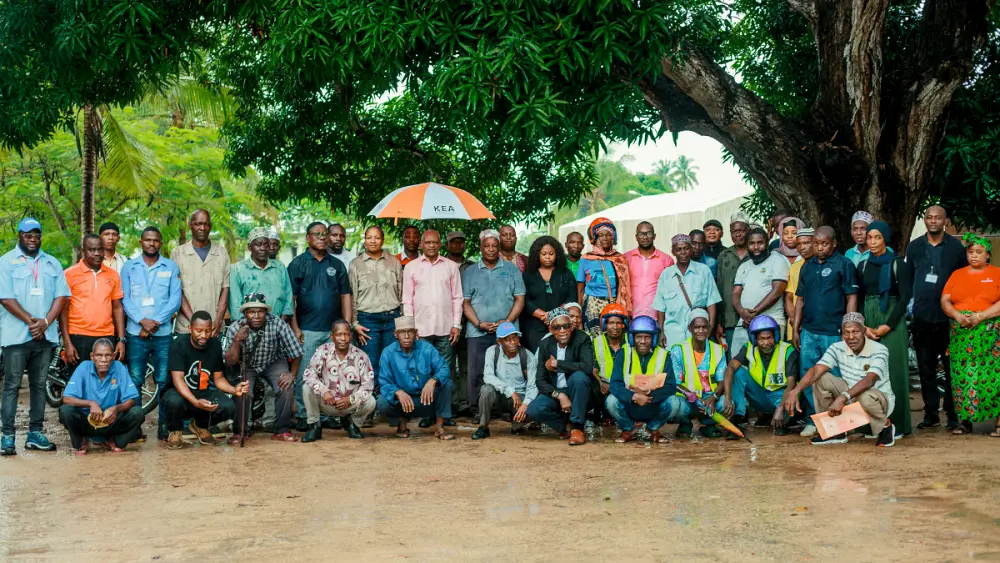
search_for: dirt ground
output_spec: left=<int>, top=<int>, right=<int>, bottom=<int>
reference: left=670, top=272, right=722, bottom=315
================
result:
left=0, top=390, right=999, bottom=562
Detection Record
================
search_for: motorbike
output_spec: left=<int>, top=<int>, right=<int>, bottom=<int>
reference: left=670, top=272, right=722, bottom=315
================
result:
left=43, top=346, right=160, bottom=415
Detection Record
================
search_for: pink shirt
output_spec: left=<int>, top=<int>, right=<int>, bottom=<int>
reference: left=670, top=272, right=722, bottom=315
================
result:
left=402, top=255, right=464, bottom=337
left=624, top=247, right=674, bottom=317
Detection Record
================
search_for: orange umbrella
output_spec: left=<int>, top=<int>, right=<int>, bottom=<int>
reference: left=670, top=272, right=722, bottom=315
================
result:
left=368, top=182, right=495, bottom=224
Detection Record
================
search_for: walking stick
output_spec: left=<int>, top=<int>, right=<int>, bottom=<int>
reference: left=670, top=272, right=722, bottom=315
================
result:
left=239, top=339, right=248, bottom=448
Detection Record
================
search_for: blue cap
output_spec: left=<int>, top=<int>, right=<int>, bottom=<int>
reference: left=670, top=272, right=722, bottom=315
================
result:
left=495, top=322, right=521, bottom=339
left=17, top=218, right=41, bottom=233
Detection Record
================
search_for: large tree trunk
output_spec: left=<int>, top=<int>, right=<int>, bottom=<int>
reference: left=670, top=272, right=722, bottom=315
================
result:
left=636, top=0, right=991, bottom=251
left=80, top=105, right=100, bottom=243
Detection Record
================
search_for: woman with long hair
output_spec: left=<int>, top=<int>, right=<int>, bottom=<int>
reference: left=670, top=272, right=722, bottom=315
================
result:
left=941, top=234, right=1000, bottom=436
left=857, top=221, right=913, bottom=436
left=520, top=236, right=577, bottom=352
left=576, top=218, right=632, bottom=337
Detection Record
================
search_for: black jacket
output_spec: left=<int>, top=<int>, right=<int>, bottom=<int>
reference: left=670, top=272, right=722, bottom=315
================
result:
left=535, top=329, right=595, bottom=397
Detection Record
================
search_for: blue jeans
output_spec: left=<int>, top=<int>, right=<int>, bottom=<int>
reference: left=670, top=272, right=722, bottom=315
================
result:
left=127, top=334, right=171, bottom=424
left=799, top=330, right=841, bottom=413
left=731, top=367, right=786, bottom=419
left=357, top=308, right=399, bottom=389
left=605, top=394, right=673, bottom=432
left=526, top=372, right=592, bottom=431
left=295, top=330, right=331, bottom=422
left=664, top=393, right=727, bottom=426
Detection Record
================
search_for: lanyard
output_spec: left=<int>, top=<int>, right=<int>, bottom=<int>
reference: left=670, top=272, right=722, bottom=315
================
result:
left=143, top=262, right=160, bottom=296
left=26, top=257, right=40, bottom=286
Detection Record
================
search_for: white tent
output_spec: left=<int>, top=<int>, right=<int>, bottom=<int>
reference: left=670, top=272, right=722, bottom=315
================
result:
left=558, top=187, right=754, bottom=252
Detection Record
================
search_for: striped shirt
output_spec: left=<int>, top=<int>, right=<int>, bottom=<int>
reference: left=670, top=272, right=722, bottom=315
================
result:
left=817, top=339, right=895, bottom=413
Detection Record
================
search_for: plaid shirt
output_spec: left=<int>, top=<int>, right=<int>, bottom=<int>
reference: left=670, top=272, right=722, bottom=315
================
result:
left=224, top=313, right=304, bottom=371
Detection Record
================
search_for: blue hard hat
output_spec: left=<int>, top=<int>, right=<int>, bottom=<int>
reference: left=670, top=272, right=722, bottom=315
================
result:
left=628, top=315, right=659, bottom=347
left=747, top=315, right=780, bottom=336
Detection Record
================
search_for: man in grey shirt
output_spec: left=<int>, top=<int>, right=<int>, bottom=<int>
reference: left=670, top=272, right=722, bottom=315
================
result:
left=473, top=322, right=537, bottom=440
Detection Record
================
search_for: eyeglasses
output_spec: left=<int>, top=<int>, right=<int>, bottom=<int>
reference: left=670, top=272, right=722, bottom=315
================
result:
left=636, top=231, right=654, bottom=238
left=308, top=231, right=328, bottom=238
left=550, top=323, right=572, bottom=332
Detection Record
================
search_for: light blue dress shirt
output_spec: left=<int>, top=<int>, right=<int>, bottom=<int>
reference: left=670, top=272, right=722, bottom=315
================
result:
left=120, top=255, right=182, bottom=337
left=652, top=261, right=722, bottom=349
left=0, top=246, right=71, bottom=347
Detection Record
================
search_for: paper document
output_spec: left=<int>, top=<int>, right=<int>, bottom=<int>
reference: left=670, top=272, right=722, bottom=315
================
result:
left=630, top=373, right=667, bottom=391
left=810, top=402, right=871, bottom=440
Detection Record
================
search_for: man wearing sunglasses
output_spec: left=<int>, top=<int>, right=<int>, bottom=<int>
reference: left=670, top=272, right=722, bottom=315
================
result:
left=527, top=307, right=595, bottom=445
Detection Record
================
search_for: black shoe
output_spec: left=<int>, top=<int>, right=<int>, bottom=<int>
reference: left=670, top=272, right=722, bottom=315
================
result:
left=158, top=422, right=169, bottom=441
left=295, top=418, right=310, bottom=432
left=730, top=414, right=749, bottom=426
left=511, top=424, right=526, bottom=436
left=471, top=426, right=490, bottom=440
left=917, top=416, right=940, bottom=430
left=773, top=426, right=790, bottom=436
left=208, top=425, right=226, bottom=438
left=753, top=413, right=772, bottom=427
left=810, top=433, right=848, bottom=446
left=876, top=424, right=896, bottom=448
left=342, top=417, right=363, bottom=440
left=418, top=417, right=434, bottom=428
left=945, top=419, right=959, bottom=431
left=301, top=423, right=323, bottom=443
left=322, top=418, right=343, bottom=430
left=443, top=418, right=457, bottom=427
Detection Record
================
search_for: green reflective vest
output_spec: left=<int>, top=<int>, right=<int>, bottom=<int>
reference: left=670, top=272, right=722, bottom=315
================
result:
left=622, top=348, right=669, bottom=387
left=744, top=341, right=793, bottom=392
left=594, top=335, right=629, bottom=382
left=677, top=339, right=726, bottom=394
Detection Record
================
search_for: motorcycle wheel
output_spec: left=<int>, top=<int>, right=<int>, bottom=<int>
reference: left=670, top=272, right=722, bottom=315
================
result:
left=45, top=350, right=69, bottom=408
left=45, top=379, right=64, bottom=408
left=140, top=362, right=159, bottom=415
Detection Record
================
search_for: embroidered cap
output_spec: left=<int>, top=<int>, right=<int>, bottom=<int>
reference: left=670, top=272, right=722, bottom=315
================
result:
left=547, top=307, right=571, bottom=324
left=671, top=234, right=691, bottom=247
left=842, top=312, right=865, bottom=326
left=394, top=316, right=417, bottom=331
left=248, top=227, right=270, bottom=243
left=851, top=211, right=873, bottom=225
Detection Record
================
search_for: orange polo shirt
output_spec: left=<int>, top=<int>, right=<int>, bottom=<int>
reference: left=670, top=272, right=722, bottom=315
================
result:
left=64, top=261, right=123, bottom=337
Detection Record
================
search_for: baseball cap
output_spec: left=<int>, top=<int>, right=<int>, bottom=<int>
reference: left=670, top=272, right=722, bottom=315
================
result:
left=17, top=218, right=42, bottom=234
left=495, top=322, right=521, bottom=339
left=446, top=231, right=466, bottom=243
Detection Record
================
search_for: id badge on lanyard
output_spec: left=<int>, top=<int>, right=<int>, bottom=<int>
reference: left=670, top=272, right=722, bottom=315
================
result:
left=28, top=258, right=43, bottom=296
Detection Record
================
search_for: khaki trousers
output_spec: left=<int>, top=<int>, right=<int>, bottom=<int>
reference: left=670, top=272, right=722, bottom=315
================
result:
left=813, top=372, right=890, bottom=436
left=302, top=386, right=376, bottom=427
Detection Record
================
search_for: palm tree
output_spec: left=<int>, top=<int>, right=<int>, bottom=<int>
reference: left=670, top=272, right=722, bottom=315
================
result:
left=654, top=159, right=674, bottom=188
left=669, top=155, right=699, bottom=191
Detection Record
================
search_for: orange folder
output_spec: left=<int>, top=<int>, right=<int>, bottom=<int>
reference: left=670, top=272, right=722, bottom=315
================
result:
left=810, top=402, right=871, bottom=440
left=630, top=373, right=667, bottom=391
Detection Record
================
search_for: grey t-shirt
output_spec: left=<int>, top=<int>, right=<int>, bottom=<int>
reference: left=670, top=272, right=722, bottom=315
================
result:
left=735, top=252, right=790, bottom=323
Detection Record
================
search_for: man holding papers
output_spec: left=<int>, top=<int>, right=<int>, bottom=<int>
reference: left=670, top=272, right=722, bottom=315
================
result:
left=782, top=312, right=896, bottom=447
left=605, top=315, right=676, bottom=444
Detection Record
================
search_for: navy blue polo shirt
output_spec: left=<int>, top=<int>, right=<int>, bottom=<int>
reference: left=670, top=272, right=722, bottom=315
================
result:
left=795, top=253, right=859, bottom=336
left=287, top=252, right=352, bottom=332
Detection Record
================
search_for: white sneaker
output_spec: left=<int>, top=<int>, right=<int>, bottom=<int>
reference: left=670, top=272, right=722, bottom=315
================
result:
left=800, top=424, right=817, bottom=437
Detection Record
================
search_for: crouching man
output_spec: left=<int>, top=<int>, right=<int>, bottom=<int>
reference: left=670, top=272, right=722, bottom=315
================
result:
left=301, top=320, right=376, bottom=442
left=782, top=312, right=896, bottom=447
left=473, top=322, right=537, bottom=440
left=59, top=338, right=144, bottom=455
left=663, top=309, right=728, bottom=439
left=606, top=315, right=675, bottom=444
left=163, top=311, right=246, bottom=448
left=377, top=316, right=455, bottom=440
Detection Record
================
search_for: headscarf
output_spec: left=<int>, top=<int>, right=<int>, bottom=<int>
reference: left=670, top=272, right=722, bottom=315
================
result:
left=865, top=221, right=896, bottom=312
left=748, top=227, right=771, bottom=265
left=963, top=232, right=993, bottom=253
left=776, top=217, right=805, bottom=258
left=582, top=217, right=633, bottom=311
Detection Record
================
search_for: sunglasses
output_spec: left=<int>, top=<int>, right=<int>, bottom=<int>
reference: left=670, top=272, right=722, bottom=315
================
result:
left=550, top=322, right=572, bottom=332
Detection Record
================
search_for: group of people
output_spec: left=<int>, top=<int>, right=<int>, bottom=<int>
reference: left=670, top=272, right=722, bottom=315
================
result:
left=0, top=202, right=996, bottom=455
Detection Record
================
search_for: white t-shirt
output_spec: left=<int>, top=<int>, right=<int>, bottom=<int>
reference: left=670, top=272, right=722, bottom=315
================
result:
left=330, top=248, right=356, bottom=272
left=735, top=252, right=790, bottom=323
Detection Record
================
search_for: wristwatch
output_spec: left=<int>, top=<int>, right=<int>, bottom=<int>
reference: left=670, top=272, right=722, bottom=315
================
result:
left=552, top=390, right=560, bottom=399
left=840, top=391, right=852, bottom=403
left=118, top=337, right=127, bottom=344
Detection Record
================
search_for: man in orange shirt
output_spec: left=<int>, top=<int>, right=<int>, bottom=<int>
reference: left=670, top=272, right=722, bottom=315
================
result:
left=60, top=234, right=126, bottom=364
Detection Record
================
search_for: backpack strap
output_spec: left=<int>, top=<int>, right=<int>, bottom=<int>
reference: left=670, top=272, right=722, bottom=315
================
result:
left=518, top=347, right=528, bottom=377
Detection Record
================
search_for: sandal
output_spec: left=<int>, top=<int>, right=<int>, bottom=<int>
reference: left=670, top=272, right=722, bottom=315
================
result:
left=649, top=431, right=669, bottom=444
left=952, top=421, right=973, bottom=435
left=73, top=446, right=87, bottom=457
left=990, top=424, right=1000, bottom=438
left=395, top=429, right=411, bottom=439
left=107, top=444, right=125, bottom=453
left=435, top=430, right=456, bottom=440
left=271, top=432, right=299, bottom=443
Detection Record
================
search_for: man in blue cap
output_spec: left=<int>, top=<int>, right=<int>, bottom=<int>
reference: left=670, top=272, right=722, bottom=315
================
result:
left=0, top=218, right=71, bottom=455
left=473, top=321, right=537, bottom=440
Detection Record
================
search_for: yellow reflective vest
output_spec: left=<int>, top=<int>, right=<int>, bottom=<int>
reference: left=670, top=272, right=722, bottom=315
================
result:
left=594, top=335, right=629, bottom=382
left=622, top=348, right=669, bottom=387
left=744, top=341, right=793, bottom=392
left=676, top=338, right=726, bottom=394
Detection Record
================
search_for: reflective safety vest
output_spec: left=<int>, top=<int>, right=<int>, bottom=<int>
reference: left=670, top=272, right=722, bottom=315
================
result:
left=744, top=341, right=793, bottom=392
left=623, top=348, right=669, bottom=387
left=677, top=339, right=726, bottom=394
left=594, top=335, right=629, bottom=382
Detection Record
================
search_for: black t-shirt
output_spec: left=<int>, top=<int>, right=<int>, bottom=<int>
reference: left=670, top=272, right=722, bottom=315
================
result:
left=167, top=337, right=225, bottom=391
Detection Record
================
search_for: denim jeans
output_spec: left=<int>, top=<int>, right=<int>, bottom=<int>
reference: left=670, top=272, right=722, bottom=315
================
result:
left=376, top=380, right=454, bottom=425
left=605, top=394, right=673, bottom=432
left=799, top=330, right=842, bottom=413
left=525, top=372, right=592, bottom=431
left=295, top=330, right=331, bottom=422
left=1, top=340, right=55, bottom=435
left=664, top=393, right=727, bottom=426
left=357, top=308, right=400, bottom=391
left=126, top=334, right=172, bottom=424
left=730, top=367, right=786, bottom=419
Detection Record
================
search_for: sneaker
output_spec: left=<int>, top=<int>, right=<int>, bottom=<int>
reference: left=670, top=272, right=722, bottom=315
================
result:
left=876, top=424, right=896, bottom=448
left=810, top=433, right=848, bottom=446
left=188, top=421, right=217, bottom=445
left=917, top=417, right=940, bottom=430
left=208, top=424, right=226, bottom=439
left=800, top=424, right=818, bottom=437
left=1, top=434, right=15, bottom=456
left=25, top=431, right=56, bottom=452
left=165, top=431, right=185, bottom=450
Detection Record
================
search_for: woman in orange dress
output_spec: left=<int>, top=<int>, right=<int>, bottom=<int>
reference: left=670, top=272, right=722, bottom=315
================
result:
left=940, top=234, right=1000, bottom=436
